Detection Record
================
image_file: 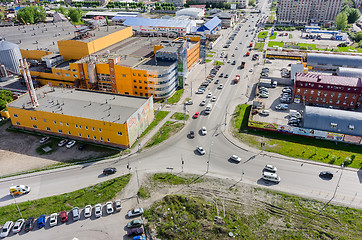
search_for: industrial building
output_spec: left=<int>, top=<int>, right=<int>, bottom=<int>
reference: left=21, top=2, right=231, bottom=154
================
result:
left=307, top=53, right=362, bottom=70
left=303, top=106, right=362, bottom=137
left=176, top=8, right=205, bottom=19
left=277, top=0, right=343, bottom=24
left=206, top=12, right=236, bottom=28
left=336, top=67, right=362, bottom=78
left=197, top=17, right=221, bottom=34
left=0, top=40, right=22, bottom=74
left=293, top=72, right=362, bottom=109
left=7, top=85, right=154, bottom=148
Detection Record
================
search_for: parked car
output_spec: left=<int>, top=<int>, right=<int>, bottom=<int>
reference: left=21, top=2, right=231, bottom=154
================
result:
left=264, top=164, right=277, bottom=172
left=128, top=208, right=144, bottom=218
left=200, top=99, right=206, bottom=106
left=106, top=201, right=114, bottom=214
left=196, top=146, right=206, bottom=155
left=72, top=207, right=80, bottom=221
left=115, top=199, right=122, bottom=211
left=133, top=236, right=146, bottom=240
left=260, top=110, right=270, bottom=116
left=185, top=100, right=193, bottom=105
left=189, top=131, right=195, bottom=139
left=39, top=136, right=50, bottom=143
left=127, top=227, right=144, bottom=237
left=95, top=204, right=102, bottom=218
left=232, top=60, right=236, bottom=65
left=275, top=104, right=288, bottom=110
left=103, top=167, right=117, bottom=175
left=9, top=185, right=31, bottom=195
left=66, top=140, right=76, bottom=149
left=230, top=155, right=241, bottom=163
left=282, top=87, right=292, bottom=93
left=201, top=127, right=207, bottom=136
left=211, top=96, right=217, bottom=102
left=260, top=93, right=269, bottom=98
left=58, top=139, right=68, bottom=147
left=0, top=221, right=14, bottom=237
left=37, top=215, right=45, bottom=229
left=60, top=211, right=68, bottom=223
left=218, top=84, right=223, bottom=89
left=12, top=219, right=24, bottom=234
left=219, top=73, right=224, bottom=78
left=214, top=79, right=219, bottom=84
left=127, top=219, right=143, bottom=228
left=84, top=205, right=92, bottom=218
left=78, top=144, right=87, bottom=151
left=49, top=213, right=58, bottom=227
left=224, top=74, right=229, bottom=78
left=24, top=217, right=35, bottom=232
left=319, top=171, right=333, bottom=179
left=193, top=112, right=200, bottom=119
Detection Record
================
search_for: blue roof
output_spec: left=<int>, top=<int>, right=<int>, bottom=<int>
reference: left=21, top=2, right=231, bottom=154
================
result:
left=123, top=17, right=191, bottom=28
left=197, top=16, right=220, bottom=32
left=303, top=106, right=362, bottom=137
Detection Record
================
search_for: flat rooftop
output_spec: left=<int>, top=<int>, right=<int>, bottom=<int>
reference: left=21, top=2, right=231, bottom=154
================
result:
left=69, top=25, right=128, bottom=43
left=295, top=72, right=362, bottom=87
left=8, top=85, right=148, bottom=124
left=0, top=21, right=76, bottom=52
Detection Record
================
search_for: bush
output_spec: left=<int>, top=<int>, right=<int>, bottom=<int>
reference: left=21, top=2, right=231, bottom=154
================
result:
left=344, top=157, right=352, bottom=166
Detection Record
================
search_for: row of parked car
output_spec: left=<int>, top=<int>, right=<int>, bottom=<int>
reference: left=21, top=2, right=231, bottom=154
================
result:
left=40, top=136, right=87, bottom=150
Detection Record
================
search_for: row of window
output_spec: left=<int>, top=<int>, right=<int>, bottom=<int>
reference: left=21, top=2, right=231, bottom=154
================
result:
left=301, top=96, right=355, bottom=105
left=55, top=72, right=78, bottom=78
left=330, top=123, right=354, bottom=130
left=296, top=89, right=358, bottom=99
left=297, top=82, right=360, bottom=92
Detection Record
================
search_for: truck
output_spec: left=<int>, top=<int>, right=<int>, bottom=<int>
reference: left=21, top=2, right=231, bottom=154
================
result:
left=259, top=78, right=277, bottom=88
left=240, top=61, right=245, bottom=69
left=204, top=104, right=212, bottom=115
left=234, top=75, right=240, bottom=84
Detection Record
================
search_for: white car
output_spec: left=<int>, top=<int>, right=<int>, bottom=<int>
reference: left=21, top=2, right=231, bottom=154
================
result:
left=185, top=100, right=193, bottom=105
left=249, top=68, right=253, bottom=72
left=12, top=219, right=24, bottom=233
left=264, top=164, right=277, bottom=172
left=39, top=136, right=50, bottom=143
left=200, top=99, right=206, bottom=106
left=227, top=59, right=231, bottom=63
left=201, top=127, right=207, bottom=136
left=66, top=140, right=76, bottom=149
left=260, top=110, right=270, bottom=116
left=49, top=213, right=58, bottom=227
left=127, top=208, right=144, bottom=218
left=218, top=84, right=223, bottom=89
left=114, top=199, right=122, bottom=211
left=230, top=155, right=241, bottom=163
left=196, top=146, right=206, bottom=155
left=58, top=139, right=68, bottom=147
left=84, top=205, right=92, bottom=218
left=207, top=92, right=212, bottom=98
left=106, top=201, right=114, bottom=214
left=0, top=221, right=14, bottom=238
left=94, top=203, right=102, bottom=218
left=211, top=96, right=217, bottom=102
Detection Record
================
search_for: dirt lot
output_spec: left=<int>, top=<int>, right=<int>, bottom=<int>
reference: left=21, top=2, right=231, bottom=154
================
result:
left=0, top=121, right=119, bottom=177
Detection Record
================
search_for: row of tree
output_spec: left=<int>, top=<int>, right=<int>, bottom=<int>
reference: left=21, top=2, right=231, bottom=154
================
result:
left=184, top=1, right=231, bottom=9
left=16, top=6, right=46, bottom=24
left=335, top=1, right=361, bottom=30
left=0, top=90, right=13, bottom=112
left=55, top=6, right=82, bottom=23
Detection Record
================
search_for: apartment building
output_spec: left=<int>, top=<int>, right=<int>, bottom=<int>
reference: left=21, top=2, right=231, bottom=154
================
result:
left=277, top=0, right=343, bottom=24
left=294, top=73, right=362, bottom=109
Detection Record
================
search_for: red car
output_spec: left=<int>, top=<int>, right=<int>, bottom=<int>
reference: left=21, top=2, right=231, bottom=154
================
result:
left=193, top=112, right=200, bottom=119
left=60, top=211, right=68, bottom=223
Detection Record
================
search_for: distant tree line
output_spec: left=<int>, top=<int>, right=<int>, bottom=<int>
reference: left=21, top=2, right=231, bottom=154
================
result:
left=184, top=1, right=231, bottom=9
left=17, top=6, right=46, bottom=24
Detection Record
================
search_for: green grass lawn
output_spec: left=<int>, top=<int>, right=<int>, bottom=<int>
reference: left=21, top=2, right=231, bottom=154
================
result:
left=213, top=61, right=224, bottom=65
left=254, top=42, right=265, bottom=51
left=145, top=121, right=184, bottom=148
left=0, top=174, right=131, bottom=223
left=231, top=104, right=362, bottom=168
left=208, top=51, right=216, bottom=54
left=298, top=43, right=317, bottom=50
left=337, top=46, right=362, bottom=53
left=167, top=89, right=184, bottom=104
left=206, top=54, right=214, bottom=57
left=139, top=111, right=169, bottom=139
left=258, top=31, right=268, bottom=39
left=289, top=34, right=293, bottom=39
left=269, top=32, right=277, bottom=39
left=205, top=59, right=211, bottom=63
left=268, top=41, right=284, bottom=48
left=171, top=112, right=189, bottom=121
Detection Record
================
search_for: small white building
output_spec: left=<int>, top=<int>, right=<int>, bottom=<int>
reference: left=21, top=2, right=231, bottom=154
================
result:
left=176, top=8, right=204, bottom=20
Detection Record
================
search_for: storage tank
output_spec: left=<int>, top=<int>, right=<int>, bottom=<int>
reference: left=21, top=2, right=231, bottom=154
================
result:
left=0, top=40, right=22, bottom=74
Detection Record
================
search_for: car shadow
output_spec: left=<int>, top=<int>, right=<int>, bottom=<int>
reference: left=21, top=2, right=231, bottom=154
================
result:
left=319, top=176, right=333, bottom=181
left=227, top=159, right=240, bottom=164
left=193, top=150, right=204, bottom=156
left=257, top=178, right=279, bottom=186
left=0, top=194, right=13, bottom=203
left=98, top=174, right=107, bottom=178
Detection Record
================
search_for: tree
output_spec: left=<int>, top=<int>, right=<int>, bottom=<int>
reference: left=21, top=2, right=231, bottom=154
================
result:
left=346, top=8, right=361, bottom=23
left=358, top=40, right=362, bottom=48
left=17, top=6, right=46, bottom=24
left=68, top=8, right=82, bottom=23
left=56, top=6, right=67, bottom=15
left=0, top=90, right=13, bottom=111
left=356, top=31, right=362, bottom=42
left=0, top=11, right=4, bottom=20
left=335, top=12, right=348, bottom=30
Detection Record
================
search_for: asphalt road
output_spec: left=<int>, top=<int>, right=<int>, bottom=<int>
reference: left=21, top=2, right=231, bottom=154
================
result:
left=1, top=1, right=362, bottom=239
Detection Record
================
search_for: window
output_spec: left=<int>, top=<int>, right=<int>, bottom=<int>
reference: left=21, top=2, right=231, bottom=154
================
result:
left=122, top=74, right=126, bottom=77
left=345, top=94, right=349, bottom=99
left=134, top=86, right=137, bottom=88
left=85, top=126, right=88, bottom=130
left=133, top=73, right=136, bottom=76
left=330, top=123, right=337, bottom=128
left=75, top=124, right=78, bottom=128
left=79, top=125, right=82, bottom=129
left=58, top=129, right=63, bottom=133
left=338, top=93, right=342, bottom=98
left=139, top=80, right=142, bottom=83
left=350, top=101, right=354, bottom=105
left=65, top=73, right=70, bottom=77
left=349, top=125, right=354, bottom=130
left=336, top=100, right=340, bottom=104
left=331, top=93, right=335, bottom=97
left=54, top=121, right=57, bottom=124
left=30, top=116, right=33, bottom=120
left=144, top=81, right=147, bottom=83
left=72, top=69, right=77, bottom=72
left=44, top=119, right=47, bottom=122
left=107, top=138, right=110, bottom=142
left=33, top=125, right=37, bottom=129
left=99, top=128, right=102, bottom=132
left=87, top=135, right=90, bottom=139
left=73, top=74, right=78, bottom=78
left=133, top=80, right=136, bottom=82
left=46, top=127, right=50, bottom=131
left=100, top=137, right=103, bottom=141
left=92, top=127, right=95, bottom=131
left=139, top=86, right=142, bottom=89
left=56, top=72, right=61, bottom=76
left=16, top=122, right=20, bottom=126
left=138, top=73, right=141, bottom=77
left=93, top=136, right=97, bottom=140
left=317, top=91, right=321, bottom=96
left=145, top=87, right=148, bottom=90
left=34, top=117, right=37, bottom=121
left=13, top=114, right=18, bottom=118
left=78, top=133, right=81, bottom=137
left=68, top=131, right=71, bottom=135
left=297, top=89, right=301, bottom=93
left=66, top=123, right=69, bottom=127
left=316, top=97, right=319, bottom=101
left=60, top=122, right=63, bottom=126
left=352, top=95, right=356, bottom=99
left=117, top=131, right=123, bottom=136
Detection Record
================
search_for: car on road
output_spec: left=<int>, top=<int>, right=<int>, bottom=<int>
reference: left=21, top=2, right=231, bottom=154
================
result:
left=219, top=73, right=223, bottom=78
left=215, top=79, right=219, bottom=84
left=49, top=213, right=58, bottom=227
left=260, top=93, right=269, bottom=98
left=128, top=208, right=144, bottom=218
left=196, top=89, right=204, bottom=94
left=72, top=207, right=80, bottom=221
left=207, top=92, right=212, bottom=98
left=201, top=127, right=207, bottom=136
left=0, top=221, right=14, bottom=237
left=103, top=167, right=117, bottom=175
left=319, top=171, right=333, bottom=179
left=262, top=172, right=281, bottom=183
left=66, top=140, right=76, bottom=149
left=24, top=217, right=34, bottom=232
left=185, top=100, right=193, bottom=105
left=260, top=110, right=270, bottom=116
left=235, top=47, right=238, bottom=50
left=39, top=136, right=50, bottom=143
left=200, top=99, right=206, bottom=106
left=189, top=130, right=195, bottom=139
left=196, top=146, right=206, bottom=155
left=230, top=155, right=241, bottom=163
left=58, top=139, right=68, bottom=147
left=84, top=205, right=92, bottom=218
left=227, top=59, right=231, bottom=63
left=106, top=201, right=114, bottom=214
left=115, top=199, right=122, bottom=211
left=95, top=204, right=102, bottom=218
left=218, top=84, right=223, bottom=89
left=211, top=96, right=217, bottom=102
left=193, top=112, right=200, bottom=119
left=127, top=219, right=143, bottom=228
left=264, top=164, right=277, bottom=172
left=12, top=219, right=24, bottom=234
left=224, top=74, right=229, bottom=78
left=9, top=185, right=31, bottom=195
left=127, top=227, right=144, bottom=237
left=60, top=211, right=68, bottom=223
left=232, top=60, right=236, bottom=65
left=37, top=215, right=46, bottom=228
left=249, top=68, right=253, bottom=72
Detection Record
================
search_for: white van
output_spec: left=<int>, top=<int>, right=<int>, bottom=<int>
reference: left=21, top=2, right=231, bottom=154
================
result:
left=262, top=172, right=280, bottom=183
left=204, top=104, right=212, bottom=115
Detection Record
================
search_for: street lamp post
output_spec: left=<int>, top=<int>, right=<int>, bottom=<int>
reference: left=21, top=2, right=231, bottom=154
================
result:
left=10, top=185, right=23, bottom=219
left=207, top=141, right=214, bottom=173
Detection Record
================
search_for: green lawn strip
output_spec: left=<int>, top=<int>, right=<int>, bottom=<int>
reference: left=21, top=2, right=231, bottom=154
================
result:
left=145, top=121, right=184, bottom=148
left=0, top=174, right=131, bottom=223
left=144, top=192, right=362, bottom=239
left=205, top=59, right=211, bottom=63
left=289, top=34, right=293, bottom=39
left=257, top=31, right=268, bottom=39
left=206, top=54, right=214, bottom=57
left=167, top=89, right=184, bottom=104
left=213, top=60, right=224, bottom=65
left=337, top=46, right=362, bottom=53
left=152, top=173, right=201, bottom=185
left=139, top=111, right=169, bottom=139
left=269, top=32, right=277, bottom=39
left=254, top=42, right=265, bottom=51
left=231, top=104, right=362, bottom=168
left=137, top=186, right=151, bottom=199
left=209, top=51, right=216, bottom=54
left=268, top=41, right=283, bottom=47
left=171, top=112, right=189, bottom=121
left=297, top=43, right=317, bottom=50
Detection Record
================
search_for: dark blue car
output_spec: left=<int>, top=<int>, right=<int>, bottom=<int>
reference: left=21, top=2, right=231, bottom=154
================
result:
left=37, top=215, right=46, bottom=228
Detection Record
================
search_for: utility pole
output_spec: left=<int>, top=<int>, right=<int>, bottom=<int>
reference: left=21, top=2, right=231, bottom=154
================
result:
left=181, top=154, right=184, bottom=172
left=11, top=185, right=23, bottom=219
left=207, top=141, right=214, bottom=173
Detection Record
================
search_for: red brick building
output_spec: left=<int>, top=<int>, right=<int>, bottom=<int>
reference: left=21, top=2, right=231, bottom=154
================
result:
left=294, top=73, right=362, bottom=109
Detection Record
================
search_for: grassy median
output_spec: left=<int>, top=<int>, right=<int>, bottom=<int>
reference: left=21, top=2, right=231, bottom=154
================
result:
left=145, top=121, right=184, bottom=148
left=0, top=174, right=131, bottom=223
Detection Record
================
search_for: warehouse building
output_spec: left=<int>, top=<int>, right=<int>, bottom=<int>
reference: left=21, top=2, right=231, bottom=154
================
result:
left=336, top=67, right=362, bottom=78
left=307, top=53, right=362, bottom=71
left=293, top=72, right=362, bottom=109
left=197, top=16, right=221, bottom=34
left=7, top=85, right=154, bottom=148
left=176, top=8, right=205, bottom=19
